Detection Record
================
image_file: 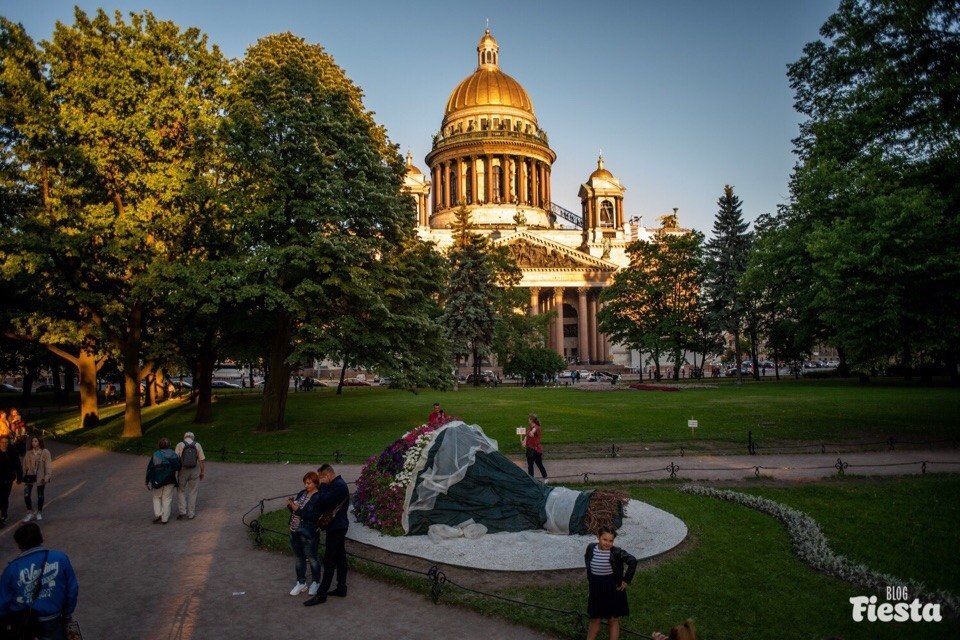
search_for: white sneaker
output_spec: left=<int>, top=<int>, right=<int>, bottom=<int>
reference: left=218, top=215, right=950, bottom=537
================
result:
left=289, top=582, right=307, bottom=596
left=35, top=513, right=42, bottom=521
left=22, top=513, right=34, bottom=522
left=308, top=582, right=320, bottom=596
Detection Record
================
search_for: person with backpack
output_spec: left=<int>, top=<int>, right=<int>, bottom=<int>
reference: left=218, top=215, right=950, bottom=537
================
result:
left=145, top=438, right=180, bottom=524
left=175, top=431, right=206, bottom=520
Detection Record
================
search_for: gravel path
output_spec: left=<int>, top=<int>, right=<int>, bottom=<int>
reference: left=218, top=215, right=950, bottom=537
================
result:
left=1, top=442, right=955, bottom=640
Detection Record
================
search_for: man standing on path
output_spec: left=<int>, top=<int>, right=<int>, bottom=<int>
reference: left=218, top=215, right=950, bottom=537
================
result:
left=0, top=436, right=22, bottom=527
left=175, top=431, right=205, bottom=520
left=0, top=523, right=79, bottom=639
left=304, top=463, right=350, bottom=606
left=145, top=438, right=180, bottom=524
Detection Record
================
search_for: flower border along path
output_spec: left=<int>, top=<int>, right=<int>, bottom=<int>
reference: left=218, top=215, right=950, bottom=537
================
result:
left=679, top=484, right=958, bottom=619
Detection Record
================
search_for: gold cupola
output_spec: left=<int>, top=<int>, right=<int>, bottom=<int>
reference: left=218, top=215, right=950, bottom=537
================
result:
left=579, top=155, right=626, bottom=239
left=426, top=29, right=555, bottom=229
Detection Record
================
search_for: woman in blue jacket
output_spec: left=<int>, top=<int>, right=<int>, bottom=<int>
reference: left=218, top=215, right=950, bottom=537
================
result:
left=0, top=522, right=79, bottom=640
left=584, top=526, right=638, bottom=640
left=286, top=471, right=323, bottom=597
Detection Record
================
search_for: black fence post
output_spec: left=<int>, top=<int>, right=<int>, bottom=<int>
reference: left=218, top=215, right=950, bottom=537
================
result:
left=219, top=446, right=227, bottom=461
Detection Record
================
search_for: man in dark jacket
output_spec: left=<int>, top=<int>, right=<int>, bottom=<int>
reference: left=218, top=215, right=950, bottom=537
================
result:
left=304, top=463, right=350, bottom=606
left=0, top=436, right=23, bottom=526
left=145, top=438, right=180, bottom=524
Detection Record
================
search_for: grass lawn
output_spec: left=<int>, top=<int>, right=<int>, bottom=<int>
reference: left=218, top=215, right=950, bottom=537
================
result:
left=39, top=379, right=960, bottom=462
left=253, top=475, right=960, bottom=639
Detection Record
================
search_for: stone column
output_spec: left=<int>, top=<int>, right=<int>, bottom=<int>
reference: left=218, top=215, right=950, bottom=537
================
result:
left=616, top=198, right=623, bottom=228
left=598, top=301, right=609, bottom=362
left=503, top=155, right=512, bottom=203
left=431, top=165, right=439, bottom=213
left=470, top=157, right=479, bottom=205
left=545, top=167, right=551, bottom=207
left=587, top=294, right=598, bottom=363
left=553, top=287, right=565, bottom=358
left=442, top=160, right=450, bottom=210
left=577, top=287, right=589, bottom=363
left=528, top=160, right=540, bottom=207
left=529, top=287, right=540, bottom=316
left=484, top=155, right=493, bottom=203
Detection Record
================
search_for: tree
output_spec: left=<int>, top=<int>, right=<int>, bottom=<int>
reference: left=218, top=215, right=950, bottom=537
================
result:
left=223, top=33, right=421, bottom=430
left=704, top=185, right=752, bottom=382
left=504, top=347, right=566, bottom=385
left=307, top=237, right=452, bottom=395
left=742, top=212, right=820, bottom=379
left=441, top=205, right=521, bottom=385
left=598, top=228, right=705, bottom=381
left=787, top=0, right=960, bottom=377
left=0, top=11, right=228, bottom=435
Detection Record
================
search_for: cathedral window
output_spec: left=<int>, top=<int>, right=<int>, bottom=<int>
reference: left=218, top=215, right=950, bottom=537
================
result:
left=449, top=167, right=458, bottom=205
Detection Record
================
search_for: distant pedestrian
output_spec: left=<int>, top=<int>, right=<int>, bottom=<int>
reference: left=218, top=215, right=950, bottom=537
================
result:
left=0, top=522, right=79, bottom=639
left=145, top=438, right=180, bottom=524
left=175, top=431, right=206, bottom=520
left=22, top=437, right=52, bottom=522
left=304, top=463, right=350, bottom=606
left=286, top=471, right=322, bottom=598
left=7, top=409, right=25, bottom=440
left=521, top=414, right=548, bottom=480
left=0, top=436, right=22, bottom=527
left=0, top=411, right=10, bottom=439
left=585, top=526, right=638, bottom=640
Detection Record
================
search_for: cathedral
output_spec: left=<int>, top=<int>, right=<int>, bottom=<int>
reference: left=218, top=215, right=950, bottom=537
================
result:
left=403, top=29, right=685, bottom=367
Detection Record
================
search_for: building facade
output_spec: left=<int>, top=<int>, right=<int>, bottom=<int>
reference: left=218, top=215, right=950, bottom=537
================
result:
left=404, top=29, right=684, bottom=366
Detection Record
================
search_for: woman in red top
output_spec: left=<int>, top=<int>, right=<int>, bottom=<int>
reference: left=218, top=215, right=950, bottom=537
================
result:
left=522, top=413, right=548, bottom=479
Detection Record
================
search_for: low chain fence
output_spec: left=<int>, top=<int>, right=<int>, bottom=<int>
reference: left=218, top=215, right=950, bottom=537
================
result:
left=106, top=432, right=959, bottom=465
left=241, top=492, right=652, bottom=640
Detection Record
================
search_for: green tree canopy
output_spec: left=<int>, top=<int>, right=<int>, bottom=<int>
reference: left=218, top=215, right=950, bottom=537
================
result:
left=786, top=0, right=960, bottom=376
left=598, top=228, right=705, bottom=381
left=223, top=33, right=426, bottom=429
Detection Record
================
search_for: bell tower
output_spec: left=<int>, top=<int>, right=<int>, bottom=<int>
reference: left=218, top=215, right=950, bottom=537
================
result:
left=578, top=155, right=626, bottom=244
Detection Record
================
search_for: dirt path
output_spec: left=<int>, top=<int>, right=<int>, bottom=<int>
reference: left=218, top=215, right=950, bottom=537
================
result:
left=2, top=443, right=956, bottom=640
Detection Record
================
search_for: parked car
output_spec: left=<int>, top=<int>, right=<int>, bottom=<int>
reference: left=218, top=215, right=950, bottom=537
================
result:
left=34, top=384, right=56, bottom=392
left=342, top=378, right=371, bottom=386
left=210, top=380, right=241, bottom=389
left=0, top=383, right=21, bottom=393
left=465, top=372, right=499, bottom=385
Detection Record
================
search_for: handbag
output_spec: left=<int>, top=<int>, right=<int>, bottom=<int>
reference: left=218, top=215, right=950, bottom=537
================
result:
left=316, top=496, right=347, bottom=531
left=0, top=550, right=48, bottom=640
left=23, top=456, right=39, bottom=484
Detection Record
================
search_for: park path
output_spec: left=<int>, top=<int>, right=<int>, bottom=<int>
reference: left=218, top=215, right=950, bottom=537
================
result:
left=1, top=443, right=957, bottom=640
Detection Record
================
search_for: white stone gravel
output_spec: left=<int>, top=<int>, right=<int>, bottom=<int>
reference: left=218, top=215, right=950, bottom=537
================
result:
left=346, top=499, right=687, bottom=571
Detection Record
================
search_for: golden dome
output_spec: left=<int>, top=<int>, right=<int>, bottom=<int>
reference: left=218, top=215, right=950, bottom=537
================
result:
left=445, top=68, right=534, bottom=115
left=590, top=155, right=615, bottom=181
left=405, top=150, right=422, bottom=175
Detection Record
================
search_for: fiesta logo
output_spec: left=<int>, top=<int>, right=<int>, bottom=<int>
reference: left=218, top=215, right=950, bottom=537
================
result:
left=850, top=587, right=942, bottom=623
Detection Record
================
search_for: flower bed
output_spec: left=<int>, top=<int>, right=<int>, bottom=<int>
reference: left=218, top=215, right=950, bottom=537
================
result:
left=680, top=484, right=958, bottom=618
left=629, top=383, right=680, bottom=392
left=352, top=423, right=441, bottom=535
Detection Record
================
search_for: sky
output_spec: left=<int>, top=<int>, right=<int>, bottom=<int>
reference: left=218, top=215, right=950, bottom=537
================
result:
left=1, top=0, right=840, bottom=235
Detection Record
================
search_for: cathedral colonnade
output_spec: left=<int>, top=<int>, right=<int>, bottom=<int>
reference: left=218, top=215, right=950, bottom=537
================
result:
left=430, top=155, right=551, bottom=212
left=528, top=286, right=609, bottom=363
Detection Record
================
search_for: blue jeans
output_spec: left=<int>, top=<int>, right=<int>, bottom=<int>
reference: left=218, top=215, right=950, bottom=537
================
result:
left=289, top=530, right=321, bottom=584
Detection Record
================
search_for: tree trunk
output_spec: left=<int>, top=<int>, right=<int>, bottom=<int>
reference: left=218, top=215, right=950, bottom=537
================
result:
left=749, top=322, right=760, bottom=382
left=901, top=343, right=913, bottom=381
left=472, top=346, right=480, bottom=386
left=336, top=361, right=347, bottom=396
left=142, top=372, right=155, bottom=408
left=77, top=347, right=100, bottom=429
left=258, top=312, right=294, bottom=432
left=193, top=331, right=216, bottom=421
left=20, top=372, right=34, bottom=404
left=772, top=347, right=781, bottom=382
left=120, top=304, right=144, bottom=438
left=837, top=346, right=850, bottom=377
left=733, top=328, right=743, bottom=384
left=194, top=347, right=215, bottom=423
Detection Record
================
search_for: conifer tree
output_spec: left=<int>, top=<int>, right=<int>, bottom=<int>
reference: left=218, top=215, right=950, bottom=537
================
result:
left=704, top=185, right=752, bottom=381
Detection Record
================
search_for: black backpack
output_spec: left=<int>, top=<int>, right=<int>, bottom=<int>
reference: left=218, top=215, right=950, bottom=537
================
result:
left=180, top=442, right=199, bottom=469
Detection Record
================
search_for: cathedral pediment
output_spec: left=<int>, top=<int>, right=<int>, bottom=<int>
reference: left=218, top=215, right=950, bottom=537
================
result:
left=494, top=232, right=617, bottom=271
